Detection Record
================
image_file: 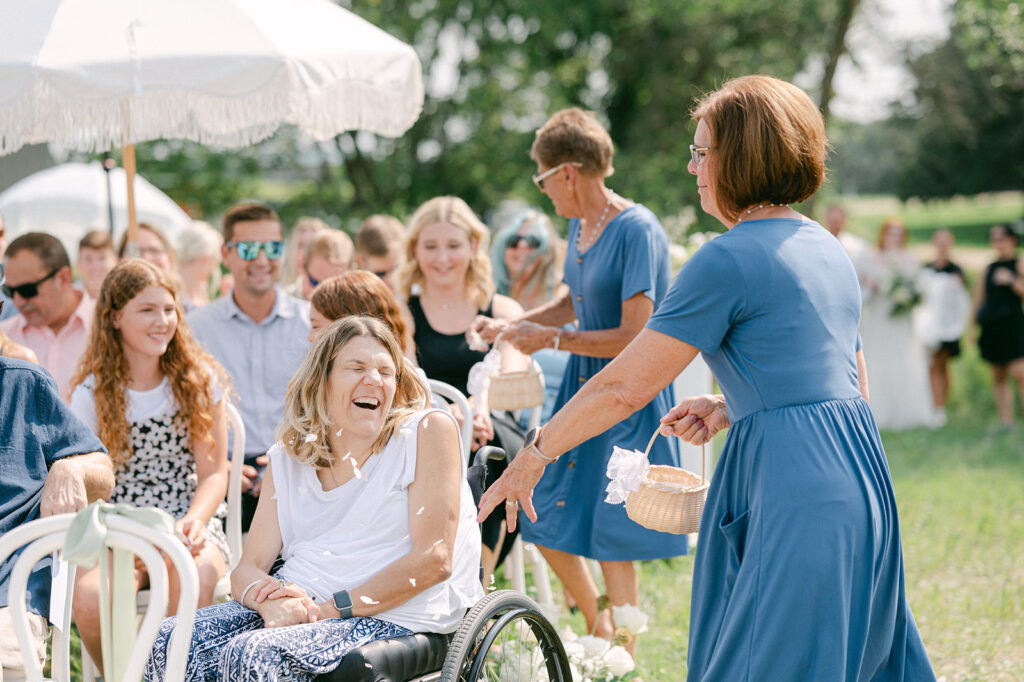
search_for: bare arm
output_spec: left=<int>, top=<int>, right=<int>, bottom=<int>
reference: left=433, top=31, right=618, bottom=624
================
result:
left=856, top=349, right=870, bottom=402
left=316, top=414, right=464, bottom=618
left=478, top=329, right=700, bottom=528
left=499, top=292, right=654, bottom=358
left=40, top=451, right=115, bottom=516
left=518, top=288, right=577, bottom=327
left=178, top=398, right=230, bottom=550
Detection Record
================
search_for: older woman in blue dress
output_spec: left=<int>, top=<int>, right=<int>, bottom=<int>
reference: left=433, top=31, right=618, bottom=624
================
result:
left=473, top=108, right=688, bottom=643
left=480, top=76, right=935, bottom=680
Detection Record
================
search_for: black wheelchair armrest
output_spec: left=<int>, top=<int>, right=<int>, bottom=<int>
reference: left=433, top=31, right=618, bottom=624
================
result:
left=319, top=632, right=450, bottom=682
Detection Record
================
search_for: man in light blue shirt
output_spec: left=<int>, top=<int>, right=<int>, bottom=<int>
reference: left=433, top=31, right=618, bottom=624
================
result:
left=188, top=202, right=310, bottom=531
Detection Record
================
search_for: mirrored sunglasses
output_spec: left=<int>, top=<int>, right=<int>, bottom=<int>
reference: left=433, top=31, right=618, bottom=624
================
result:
left=227, top=240, right=285, bottom=261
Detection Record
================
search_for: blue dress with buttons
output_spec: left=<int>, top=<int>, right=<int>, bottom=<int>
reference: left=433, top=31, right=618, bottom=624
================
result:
left=520, top=205, right=689, bottom=561
left=647, top=218, right=935, bottom=680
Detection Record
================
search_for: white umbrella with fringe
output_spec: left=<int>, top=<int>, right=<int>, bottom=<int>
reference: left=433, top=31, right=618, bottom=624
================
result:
left=0, top=0, right=423, bottom=242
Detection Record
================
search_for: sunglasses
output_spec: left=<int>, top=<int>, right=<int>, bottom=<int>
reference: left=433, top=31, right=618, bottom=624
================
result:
left=506, top=235, right=541, bottom=249
left=1, top=266, right=61, bottom=300
left=371, top=270, right=390, bottom=279
left=226, top=240, right=285, bottom=261
left=689, top=145, right=712, bottom=166
left=532, top=162, right=582, bottom=189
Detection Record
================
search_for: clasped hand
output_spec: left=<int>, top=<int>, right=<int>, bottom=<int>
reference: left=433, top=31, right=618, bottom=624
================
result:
left=660, top=394, right=730, bottom=445
left=249, top=577, right=320, bottom=628
left=470, top=315, right=552, bottom=355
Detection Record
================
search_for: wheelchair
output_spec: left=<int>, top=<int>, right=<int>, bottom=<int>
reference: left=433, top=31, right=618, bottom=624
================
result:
left=322, top=444, right=573, bottom=682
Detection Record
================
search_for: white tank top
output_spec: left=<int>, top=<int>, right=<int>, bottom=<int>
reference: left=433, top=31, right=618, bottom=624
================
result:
left=272, top=409, right=483, bottom=633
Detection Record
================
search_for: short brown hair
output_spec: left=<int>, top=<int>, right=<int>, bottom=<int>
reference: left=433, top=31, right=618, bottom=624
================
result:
left=691, top=75, right=827, bottom=221
left=6, top=232, right=71, bottom=272
left=311, top=270, right=408, bottom=352
left=530, top=107, right=615, bottom=178
left=222, top=202, right=280, bottom=243
left=355, top=215, right=404, bottom=258
left=79, top=230, right=114, bottom=252
left=304, top=229, right=353, bottom=268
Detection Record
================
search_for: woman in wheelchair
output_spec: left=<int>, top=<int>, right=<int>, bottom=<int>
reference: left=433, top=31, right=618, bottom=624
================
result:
left=69, top=259, right=231, bottom=671
left=145, top=316, right=484, bottom=681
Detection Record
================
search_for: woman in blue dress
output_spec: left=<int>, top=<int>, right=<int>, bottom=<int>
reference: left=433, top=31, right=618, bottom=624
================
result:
left=473, top=107, right=688, bottom=642
left=480, top=76, right=935, bottom=680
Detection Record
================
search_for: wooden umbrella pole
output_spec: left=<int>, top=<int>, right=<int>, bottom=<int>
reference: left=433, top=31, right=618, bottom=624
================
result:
left=123, top=143, right=139, bottom=252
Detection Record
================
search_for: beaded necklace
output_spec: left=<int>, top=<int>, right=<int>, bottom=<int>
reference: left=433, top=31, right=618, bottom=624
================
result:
left=735, top=202, right=788, bottom=224
left=576, top=193, right=614, bottom=252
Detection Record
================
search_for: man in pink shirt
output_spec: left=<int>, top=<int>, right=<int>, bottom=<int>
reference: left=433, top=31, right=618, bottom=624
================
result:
left=1, top=232, right=94, bottom=401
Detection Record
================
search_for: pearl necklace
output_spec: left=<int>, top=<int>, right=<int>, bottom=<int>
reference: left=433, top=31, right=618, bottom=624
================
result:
left=735, top=202, right=788, bottom=224
left=577, top=194, right=614, bottom=253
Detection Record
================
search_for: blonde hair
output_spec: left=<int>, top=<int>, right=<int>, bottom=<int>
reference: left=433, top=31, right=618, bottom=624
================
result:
left=276, top=316, right=427, bottom=469
left=396, top=196, right=494, bottom=307
left=71, top=259, right=230, bottom=470
left=304, top=229, right=354, bottom=268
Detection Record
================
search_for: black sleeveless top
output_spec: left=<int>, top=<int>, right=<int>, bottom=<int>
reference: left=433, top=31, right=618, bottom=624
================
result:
left=408, top=295, right=492, bottom=395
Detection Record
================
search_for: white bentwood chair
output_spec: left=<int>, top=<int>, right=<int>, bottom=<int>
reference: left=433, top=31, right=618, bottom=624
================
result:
left=0, top=512, right=198, bottom=682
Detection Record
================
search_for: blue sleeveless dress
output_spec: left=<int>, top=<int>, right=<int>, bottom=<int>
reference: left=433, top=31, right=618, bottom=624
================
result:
left=521, top=204, right=689, bottom=561
left=647, top=217, right=935, bottom=680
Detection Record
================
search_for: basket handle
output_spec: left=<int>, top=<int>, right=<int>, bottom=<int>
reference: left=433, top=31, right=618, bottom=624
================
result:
left=644, top=428, right=706, bottom=483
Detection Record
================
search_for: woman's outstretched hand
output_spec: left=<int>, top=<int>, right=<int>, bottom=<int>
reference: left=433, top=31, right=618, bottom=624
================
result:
left=477, top=449, right=548, bottom=532
left=660, top=394, right=730, bottom=444
left=469, top=315, right=509, bottom=346
left=499, top=320, right=554, bottom=355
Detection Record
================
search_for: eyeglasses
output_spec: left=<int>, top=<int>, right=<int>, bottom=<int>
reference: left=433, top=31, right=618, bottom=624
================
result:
left=371, top=270, right=390, bottom=279
left=1, top=266, right=61, bottom=300
left=226, top=240, right=285, bottom=261
left=689, top=145, right=712, bottom=166
left=506, top=235, right=541, bottom=249
left=532, top=162, right=582, bottom=189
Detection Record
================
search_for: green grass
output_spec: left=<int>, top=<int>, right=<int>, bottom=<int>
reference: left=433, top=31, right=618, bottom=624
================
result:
left=842, top=191, right=1024, bottom=246
left=515, top=346, right=1022, bottom=681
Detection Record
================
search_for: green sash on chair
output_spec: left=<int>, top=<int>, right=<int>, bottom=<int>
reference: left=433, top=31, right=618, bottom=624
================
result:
left=63, top=502, right=176, bottom=682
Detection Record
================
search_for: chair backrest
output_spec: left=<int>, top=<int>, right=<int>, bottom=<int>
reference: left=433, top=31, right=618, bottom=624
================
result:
left=0, top=513, right=199, bottom=682
left=427, top=379, right=473, bottom=459
left=225, top=402, right=246, bottom=565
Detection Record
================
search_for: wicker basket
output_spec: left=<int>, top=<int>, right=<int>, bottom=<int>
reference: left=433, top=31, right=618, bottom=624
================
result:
left=488, top=369, right=545, bottom=411
left=625, top=429, right=709, bottom=535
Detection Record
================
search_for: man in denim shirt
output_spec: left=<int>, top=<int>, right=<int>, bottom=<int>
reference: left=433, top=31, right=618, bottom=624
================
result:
left=0, top=264, right=114, bottom=681
left=188, top=202, right=310, bottom=531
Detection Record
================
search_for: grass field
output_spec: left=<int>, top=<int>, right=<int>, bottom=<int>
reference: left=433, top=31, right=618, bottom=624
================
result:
left=528, top=345, right=1023, bottom=682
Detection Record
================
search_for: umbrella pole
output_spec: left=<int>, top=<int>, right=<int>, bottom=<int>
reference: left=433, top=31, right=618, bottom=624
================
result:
left=102, top=152, right=116, bottom=236
left=123, top=144, right=139, bottom=252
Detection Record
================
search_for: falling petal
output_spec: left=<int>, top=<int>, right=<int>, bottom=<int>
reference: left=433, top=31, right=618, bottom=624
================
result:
left=359, top=595, right=379, bottom=605
left=322, top=549, right=332, bottom=556
left=364, top=662, right=372, bottom=669
left=488, top=586, right=496, bottom=591
left=351, top=461, right=362, bottom=479
left=298, top=486, right=308, bottom=496
left=432, top=538, right=443, bottom=547
left=335, top=427, right=344, bottom=437
left=489, top=574, right=495, bottom=585
left=341, top=451, right=352, bottom=462
left=423, top=417, right=429, bottom=429
left=399, top=428, right=412, bottom=437
left=409, top=578, right=417, bottom=586
left=304, top=433, right=317, bottom=443
left=416, top=506, right=425, bottom=515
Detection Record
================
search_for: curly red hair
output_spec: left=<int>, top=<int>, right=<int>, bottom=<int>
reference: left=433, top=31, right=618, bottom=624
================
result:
left=72, top=259, right=230, bottom=469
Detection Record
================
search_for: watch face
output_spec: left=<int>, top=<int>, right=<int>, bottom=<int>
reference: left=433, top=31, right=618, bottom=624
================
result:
left=525, top=427, right=539, bottom=448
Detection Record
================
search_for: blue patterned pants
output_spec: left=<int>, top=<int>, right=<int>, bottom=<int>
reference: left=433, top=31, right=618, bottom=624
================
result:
left=144, top=600, right=411, bottom=681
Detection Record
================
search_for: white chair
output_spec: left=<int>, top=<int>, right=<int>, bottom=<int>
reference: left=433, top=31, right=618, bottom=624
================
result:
left=427, top=379, right=473, bottom=459
left=0, top=512, right=198, bottom=682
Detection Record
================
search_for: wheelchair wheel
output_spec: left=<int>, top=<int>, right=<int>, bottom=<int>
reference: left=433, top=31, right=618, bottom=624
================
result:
left=439, top=589, right=572, bottom=682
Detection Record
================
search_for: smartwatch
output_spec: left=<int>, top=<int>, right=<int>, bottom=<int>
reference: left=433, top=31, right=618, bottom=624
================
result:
left=523, top=426, right=556, bottom=463
left=332, top=589, right=354, bottom=619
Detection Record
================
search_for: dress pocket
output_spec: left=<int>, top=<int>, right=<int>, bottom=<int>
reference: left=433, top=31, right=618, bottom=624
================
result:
left=719, top=509, right=750, bottom=597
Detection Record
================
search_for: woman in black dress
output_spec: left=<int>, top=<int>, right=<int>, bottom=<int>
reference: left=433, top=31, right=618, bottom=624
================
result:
left=975, top=224, right=1024, bottom=427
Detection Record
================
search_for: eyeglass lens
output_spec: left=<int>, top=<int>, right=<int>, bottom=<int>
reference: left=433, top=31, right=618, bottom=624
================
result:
left=1, top=268, right=59, bottom=299
left=234, top=240, right=284, bottom=261
left=507, top=235, right=541, bottom=249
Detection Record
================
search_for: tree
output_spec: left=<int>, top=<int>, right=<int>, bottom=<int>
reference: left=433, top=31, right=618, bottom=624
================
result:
left=111, top=0, right=866, bottom=232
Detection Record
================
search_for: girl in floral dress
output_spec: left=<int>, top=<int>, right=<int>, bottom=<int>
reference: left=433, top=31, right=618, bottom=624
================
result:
left=69, top=258, right=231, bottom=670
